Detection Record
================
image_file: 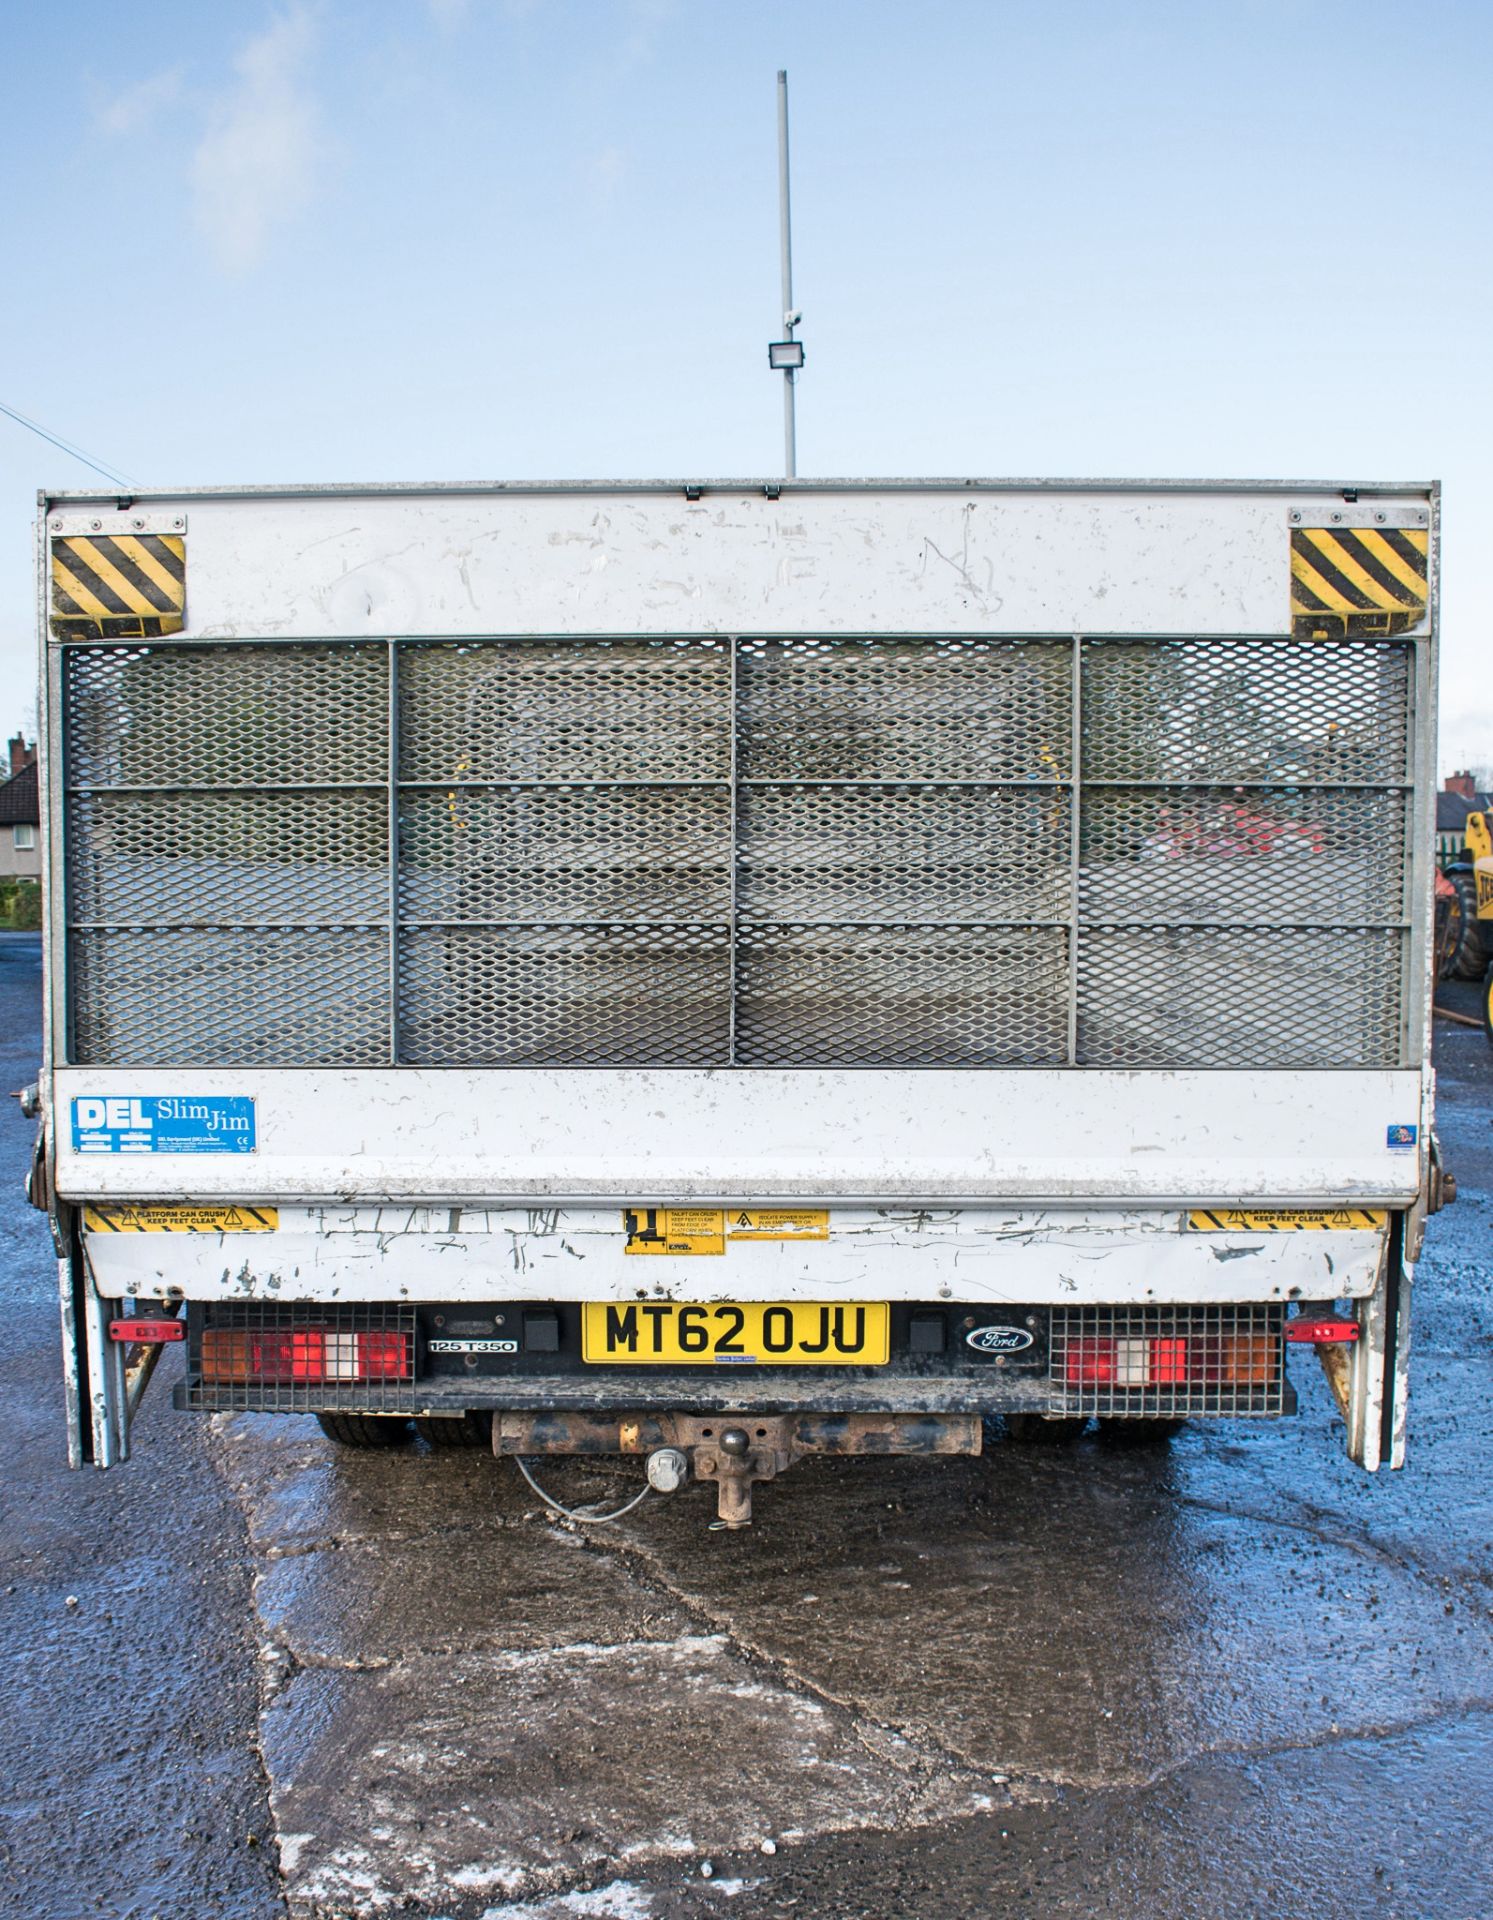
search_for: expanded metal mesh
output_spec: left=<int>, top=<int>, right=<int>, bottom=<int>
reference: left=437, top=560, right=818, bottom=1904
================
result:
left=62, top=632, right=1416, bottom=1070
left=735, top=924, right=1070, bottom=1066
left=1047, top=1303, right=1286, bottom=1417
left=184, top=1301, right=418, bottom=1413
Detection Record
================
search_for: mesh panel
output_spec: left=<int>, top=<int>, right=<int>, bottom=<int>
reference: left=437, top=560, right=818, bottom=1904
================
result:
left=70, top=929, right=388, bottom=1065
left=398, top=925, right=731, bottom=1065
left=1077, top=928, right=1403, bottom=1068
left=184, top=1301, right=418, bottom=1412
left=735, top=925, right=1069, bottom=1066
left=1081, top=639, right=1411, bottom=785
left=1048, top=1303, right=1285, bottom=1416
left=399, top=784, right=731, bottom=924
left=398, top=638, right=731, bottom=782
left=61, top=632, right=1415, bottom=1071
left=67, top=790, right=388, bottom=925
left=64, top=644, right=388, bottom=787
left=1078, top=788, right=1407, bottom=925
left=737, top=636, right=1072, bottom=781
left=738, top=785, right=1071, bottom=923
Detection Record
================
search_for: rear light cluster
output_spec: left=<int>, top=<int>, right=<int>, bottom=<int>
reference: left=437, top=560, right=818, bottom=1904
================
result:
left=201, top=1328, right=411, bottom=1384
left=184, top=1303, right=418, bottom=1412
left=1049, top=1305, right=1286, bottom=1417
left=1064, top=1333, right=1275, bottom=1388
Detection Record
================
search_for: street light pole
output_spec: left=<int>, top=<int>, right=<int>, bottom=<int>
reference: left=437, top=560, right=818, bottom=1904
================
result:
left=777, top=68, right=797, bottom=479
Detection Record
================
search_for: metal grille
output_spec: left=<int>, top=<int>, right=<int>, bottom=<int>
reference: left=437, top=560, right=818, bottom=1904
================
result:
left=736, top=924, right=1069, bottom=1066
left=61, top=632, right=1416, bottom=1070
left=1048, top=1303, right=1286, bottom=1417
left=184, top=1301, right=418, bottom=1412
left=1078, top=928, right=1402, bottom=1069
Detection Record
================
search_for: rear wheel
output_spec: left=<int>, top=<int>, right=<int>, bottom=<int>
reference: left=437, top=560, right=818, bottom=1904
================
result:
left=1004, top=1414, right=1088, bottom=1444
left=1445, top=871, right=1487, bottom=979
left=415, top=1412, right=493, bottom=1448
left=315, top=1411, right=414, bottom=1448
left=1098, top=1418, right=1187, bottom=1446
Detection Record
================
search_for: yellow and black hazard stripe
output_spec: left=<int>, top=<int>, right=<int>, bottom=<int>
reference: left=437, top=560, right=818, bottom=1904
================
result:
left=50, top=533, right=185, bottom=639
left=1290, top=526, right=1427, bottom=640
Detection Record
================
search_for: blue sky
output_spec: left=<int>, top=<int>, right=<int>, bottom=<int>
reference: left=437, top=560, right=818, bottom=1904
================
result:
left=2, top=0, right=1490, bottom=771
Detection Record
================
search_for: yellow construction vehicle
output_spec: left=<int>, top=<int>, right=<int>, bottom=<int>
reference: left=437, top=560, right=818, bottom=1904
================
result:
left=1464, top=810, right=1493, bottom=1039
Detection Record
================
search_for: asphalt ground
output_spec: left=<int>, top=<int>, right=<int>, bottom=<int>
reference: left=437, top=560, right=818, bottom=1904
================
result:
left=1, top=931, right=1489, bottom=1920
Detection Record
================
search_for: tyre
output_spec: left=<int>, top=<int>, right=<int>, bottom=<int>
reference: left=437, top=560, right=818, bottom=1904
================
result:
left=415, top=1412, right=493, bottom=1448
left=1004, top=1413, right=1088, bottom=1444
left=1444, top=871, right=1487, bottom=980
left=315, top=1411, right=414, bottom=1448
left=1098, top=1418, right=1187, bottom=1446
left=1483, top=962, right=1493, bottom=1045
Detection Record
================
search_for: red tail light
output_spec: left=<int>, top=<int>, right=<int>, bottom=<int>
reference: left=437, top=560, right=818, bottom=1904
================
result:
left=1065, top=1331, right=1281, bottom=1388
left=201, top=1327, right=411, bottom=1384
left=1065, top=1336, right=1117, bottom=1384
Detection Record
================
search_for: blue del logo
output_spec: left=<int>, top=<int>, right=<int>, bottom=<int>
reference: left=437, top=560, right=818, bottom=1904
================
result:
left=72, top=1096, right=256, bottom=1155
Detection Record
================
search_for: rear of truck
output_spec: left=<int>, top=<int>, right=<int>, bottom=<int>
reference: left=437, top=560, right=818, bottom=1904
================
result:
left=36, top=480, right=1442, bottom=1521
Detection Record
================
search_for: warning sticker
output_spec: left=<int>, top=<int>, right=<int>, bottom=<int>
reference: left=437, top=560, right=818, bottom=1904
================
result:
left=83, top=1204, right=279, bottom=1234
left=623, top=1207, right=725, bottom=1255
left=727, top=1209, right=830, bottom=1241
left=1188, top=1209, right=1388, bottom=1232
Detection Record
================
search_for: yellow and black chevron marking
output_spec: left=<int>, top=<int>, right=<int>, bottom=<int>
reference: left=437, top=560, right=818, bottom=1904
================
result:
left=1290, top=526, right=1427, bottom=640
left=50, top=532, right=185, bottom=639
left=1188, top=1208, right=1388, bottom=1232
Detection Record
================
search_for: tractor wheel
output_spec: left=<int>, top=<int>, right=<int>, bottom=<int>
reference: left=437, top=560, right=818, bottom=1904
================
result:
left=315, top=1412, right=414, bottom=1448
left=1483, top=962, right=1493, bottom=1045
left=1444, top=871, right=1487, bottom=979
left=415, top=1413, right=493, bottom=1448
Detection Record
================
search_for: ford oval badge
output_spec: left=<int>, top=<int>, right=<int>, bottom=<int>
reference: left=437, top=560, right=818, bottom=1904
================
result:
left=965, top=1323, right=1035, bottom=1354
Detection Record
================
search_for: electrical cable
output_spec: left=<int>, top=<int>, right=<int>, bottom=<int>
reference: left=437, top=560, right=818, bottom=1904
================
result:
left=0, top=398, right=138, bottom=488
left=512, top=1454, right=653, bottom=1524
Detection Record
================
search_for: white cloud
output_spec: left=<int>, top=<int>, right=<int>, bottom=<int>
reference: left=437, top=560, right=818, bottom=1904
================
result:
left=190, top=8, right=322, bottom=276
left=97, top=65, right=184, bottom=136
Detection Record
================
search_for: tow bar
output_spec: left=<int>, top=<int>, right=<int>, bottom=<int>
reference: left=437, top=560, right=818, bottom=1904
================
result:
left=496, top=1411, right=982, bottom=1529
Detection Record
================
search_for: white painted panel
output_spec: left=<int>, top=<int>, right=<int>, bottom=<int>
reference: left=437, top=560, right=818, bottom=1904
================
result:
left=53, top=1067, right=1427, bottom=1205
left=83, top=1204, right=1385, bottom=1305
left=45, top=486, right=1433, bottom=640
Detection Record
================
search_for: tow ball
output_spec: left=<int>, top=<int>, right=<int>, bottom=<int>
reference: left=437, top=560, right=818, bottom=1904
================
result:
left=496, top=1411, right=980, bottom=1529
left=687, top=1423, right=789, bottom=1529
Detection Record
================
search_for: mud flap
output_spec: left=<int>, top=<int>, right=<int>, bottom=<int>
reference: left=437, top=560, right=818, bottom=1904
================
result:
left=1346, top=1212, right=1411, bottom=1471
left=57, top=1215, right=129, bottom=1468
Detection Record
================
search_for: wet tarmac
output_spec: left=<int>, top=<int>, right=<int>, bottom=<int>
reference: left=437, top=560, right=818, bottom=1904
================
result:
left=2, top=931, right=1490, bottom=1919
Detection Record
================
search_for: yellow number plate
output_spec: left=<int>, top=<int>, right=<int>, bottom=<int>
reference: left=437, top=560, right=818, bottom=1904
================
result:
left=582, top=1301, right=889, bottom=1366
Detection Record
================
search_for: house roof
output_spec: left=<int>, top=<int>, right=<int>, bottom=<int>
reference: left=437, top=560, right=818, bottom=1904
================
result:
left=1437, top=789, right=1493, bottom=835
left=0, top=760, right=38, bottom=827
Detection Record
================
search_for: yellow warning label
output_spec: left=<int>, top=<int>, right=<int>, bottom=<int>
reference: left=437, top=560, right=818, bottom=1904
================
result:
left=1290, top=526, right=1427, bottom=640
left=50, top=532, right=186, bottom=639
left=622, top=1207, right=725, bottom=1255
left=83, top=1204, right=279, bottom=1234
left=726, top=1208, right=830, bottom=1240
left=1188, top=1208, right=1388, bottom=1232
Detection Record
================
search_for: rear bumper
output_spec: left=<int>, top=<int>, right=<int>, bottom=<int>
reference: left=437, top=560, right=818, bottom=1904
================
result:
left=173, top=1297, right=1295, bottom=1422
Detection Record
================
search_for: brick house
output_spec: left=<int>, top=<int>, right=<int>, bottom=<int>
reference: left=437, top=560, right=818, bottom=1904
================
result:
left=0, top=736, right=39, bottom=878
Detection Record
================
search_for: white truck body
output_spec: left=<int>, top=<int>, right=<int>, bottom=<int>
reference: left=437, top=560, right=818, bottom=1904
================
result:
left=36, top=479, right=1439, bottom=1480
